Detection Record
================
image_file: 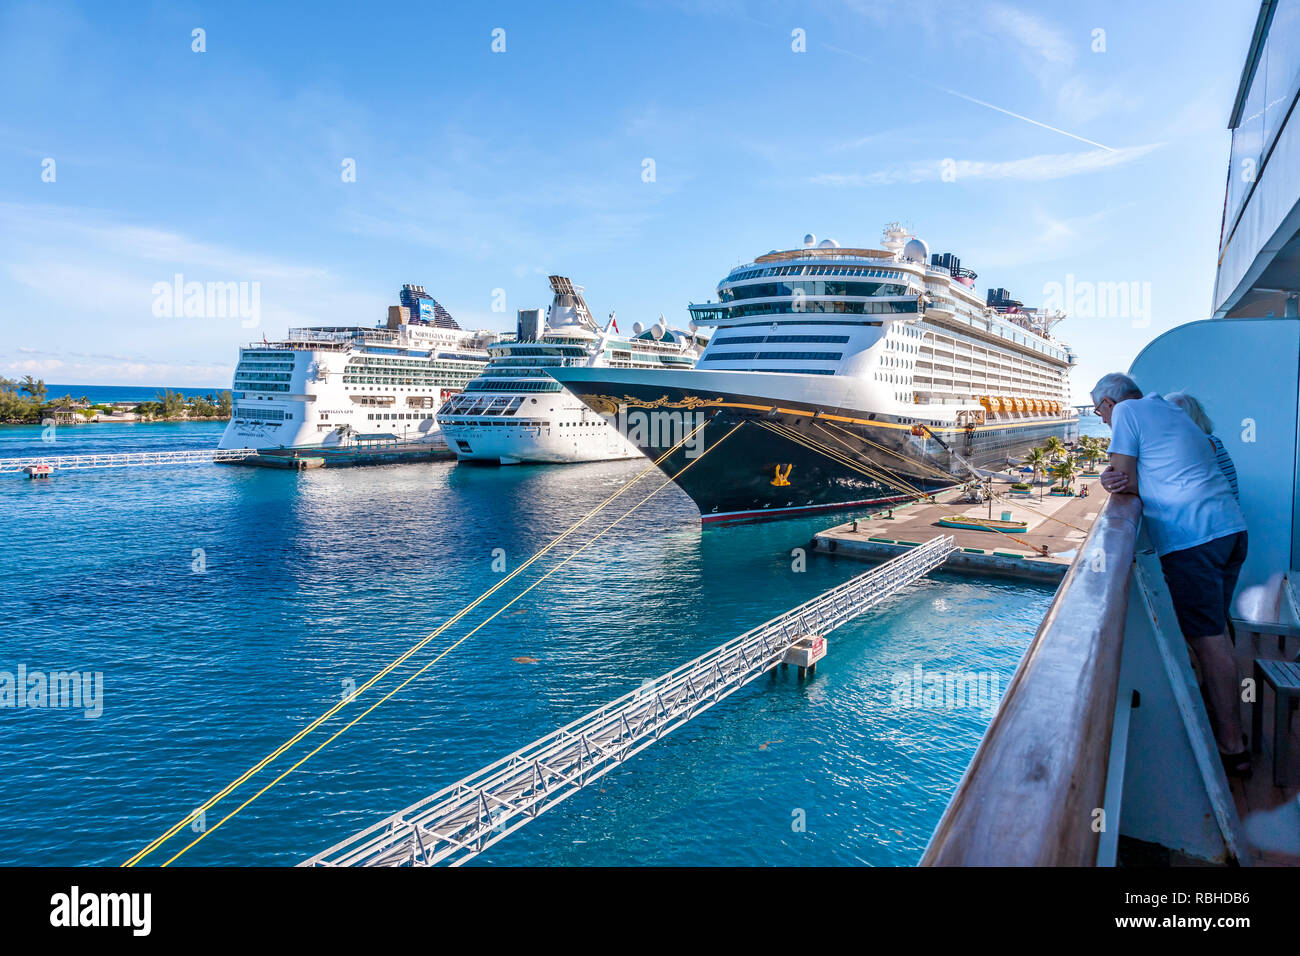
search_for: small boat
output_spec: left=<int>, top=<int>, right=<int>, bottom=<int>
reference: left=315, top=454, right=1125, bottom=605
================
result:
left=937, top=514, right=1029, bottom=533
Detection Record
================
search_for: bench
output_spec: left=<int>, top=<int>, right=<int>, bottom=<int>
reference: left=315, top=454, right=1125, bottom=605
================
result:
left=1251, top=659, right=1300, bottom=787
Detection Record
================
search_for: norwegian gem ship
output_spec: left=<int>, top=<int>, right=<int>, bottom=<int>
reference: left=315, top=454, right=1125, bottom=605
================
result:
left=217, top=284, right=498, bottom=451
left=550, top=226, right=1079, bottom=522
left=436, top=275, right=705, bottom=464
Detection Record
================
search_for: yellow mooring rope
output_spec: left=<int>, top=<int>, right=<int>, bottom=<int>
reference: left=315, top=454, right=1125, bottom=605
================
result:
left=127, top=419, right=741, bottom=866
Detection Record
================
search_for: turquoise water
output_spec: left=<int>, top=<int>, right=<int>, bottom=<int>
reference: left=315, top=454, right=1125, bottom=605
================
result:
left=1, top=421, right=1056, bottom=866
left=41, top=383, right=224, bottom=404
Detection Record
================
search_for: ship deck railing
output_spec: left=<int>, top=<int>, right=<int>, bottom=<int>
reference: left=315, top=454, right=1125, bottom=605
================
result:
left=922, top=493, right=1295, bottom=866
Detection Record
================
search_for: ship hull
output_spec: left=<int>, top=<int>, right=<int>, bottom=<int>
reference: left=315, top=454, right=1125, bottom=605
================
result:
left=550, top=368, right=1078, bottom=523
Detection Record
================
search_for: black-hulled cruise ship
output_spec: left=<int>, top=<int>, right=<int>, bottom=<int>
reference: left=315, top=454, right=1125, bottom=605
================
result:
left=550, top=225, right=1079, bottom=523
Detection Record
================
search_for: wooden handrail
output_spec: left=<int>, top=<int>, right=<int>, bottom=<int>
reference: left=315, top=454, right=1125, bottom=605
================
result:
left=921, top=493, right=1143, bottom=866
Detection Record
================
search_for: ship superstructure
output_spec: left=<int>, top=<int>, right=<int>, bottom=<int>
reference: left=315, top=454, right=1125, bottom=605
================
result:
left=436, top=276, right=705, bottom=464
left=551, top=227, right=1079, bottom=522
left=218, top=288, right=497, bottom=451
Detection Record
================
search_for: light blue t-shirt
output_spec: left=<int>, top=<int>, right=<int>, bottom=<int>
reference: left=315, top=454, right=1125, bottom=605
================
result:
left=1108, top=393, right=1247, bottom=556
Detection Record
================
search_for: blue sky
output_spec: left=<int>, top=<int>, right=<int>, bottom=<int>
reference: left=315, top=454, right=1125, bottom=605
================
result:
left=0, top=0, right=1262, bottom=400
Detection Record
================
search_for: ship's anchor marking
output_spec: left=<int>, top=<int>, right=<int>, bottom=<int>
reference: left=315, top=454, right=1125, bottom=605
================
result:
left=771, top=464, right=793, bottom=487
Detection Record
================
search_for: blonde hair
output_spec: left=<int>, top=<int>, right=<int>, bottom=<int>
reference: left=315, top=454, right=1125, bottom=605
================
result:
left=1165, top=391, right=1213, bottom=434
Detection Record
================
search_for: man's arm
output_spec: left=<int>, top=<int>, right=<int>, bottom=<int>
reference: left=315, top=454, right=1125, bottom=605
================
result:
left=1100, top=453, right=1139, bottom=496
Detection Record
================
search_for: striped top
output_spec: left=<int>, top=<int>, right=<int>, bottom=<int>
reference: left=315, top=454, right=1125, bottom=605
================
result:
left=1208, top=434, right=1239, bottom=500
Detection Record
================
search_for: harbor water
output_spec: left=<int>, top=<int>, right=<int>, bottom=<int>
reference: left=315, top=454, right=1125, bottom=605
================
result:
left=0, top=419, right=1076, bottom=866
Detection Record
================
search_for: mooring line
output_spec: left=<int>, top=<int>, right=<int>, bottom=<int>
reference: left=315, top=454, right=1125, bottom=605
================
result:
left=156, top=421, right=744, bottom=866
left=124, top=421, right=712, bottom=867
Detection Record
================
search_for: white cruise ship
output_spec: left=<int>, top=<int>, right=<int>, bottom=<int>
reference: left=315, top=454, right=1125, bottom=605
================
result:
left=218, top=285, right=498, bottom=451
left=436, top=276, right=705, bottom=464
left=551, top=226, right=1079, bottom=522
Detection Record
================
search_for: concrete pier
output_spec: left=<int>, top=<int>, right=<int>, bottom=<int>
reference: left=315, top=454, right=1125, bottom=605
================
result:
left=813, top=473, right=1110, bottom=583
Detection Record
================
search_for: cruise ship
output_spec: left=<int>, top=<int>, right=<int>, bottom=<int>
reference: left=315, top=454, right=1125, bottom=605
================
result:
left=217, top=285, right=498, bottom=451
left=551, top=226, right=1078, bottom=522
left=436, top=276, right=705, bottom=464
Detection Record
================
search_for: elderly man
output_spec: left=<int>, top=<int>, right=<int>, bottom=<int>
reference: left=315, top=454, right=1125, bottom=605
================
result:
left=1092, top=373, right=1250, bottom=776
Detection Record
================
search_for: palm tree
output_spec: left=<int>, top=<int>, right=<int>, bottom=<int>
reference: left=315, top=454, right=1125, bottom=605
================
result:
left=20, top=375, right=46, bottom=402
left=1044, top=435, right=1066, bottom=462
left=1051, top=458, right=1078, bottom=492
left=1024, top=447, right=1045, bottom=494
left=1077, top=436, right=1102, bottom=472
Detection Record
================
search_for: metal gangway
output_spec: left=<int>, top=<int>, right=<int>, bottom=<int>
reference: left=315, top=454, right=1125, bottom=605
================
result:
left=0, top=448, right=256, bottom=474
left=303, top=535, right=957, bottom=867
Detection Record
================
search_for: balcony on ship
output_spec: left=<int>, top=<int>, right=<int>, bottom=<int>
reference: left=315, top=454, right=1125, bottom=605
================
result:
left=926, top=2, right=1300, bottom=864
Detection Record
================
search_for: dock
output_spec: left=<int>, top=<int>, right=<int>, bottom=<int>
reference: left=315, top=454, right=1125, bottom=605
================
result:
left=2, top=439, right=457, bottom=476
left=230, top=439, right=457, bottom=470
left=813, top=473, right=1108, bottom=583
left=302, top=536, right=956, bottom=867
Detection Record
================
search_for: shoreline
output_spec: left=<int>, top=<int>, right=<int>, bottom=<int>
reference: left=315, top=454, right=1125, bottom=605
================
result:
left=0, top=416, right=230, bottom=427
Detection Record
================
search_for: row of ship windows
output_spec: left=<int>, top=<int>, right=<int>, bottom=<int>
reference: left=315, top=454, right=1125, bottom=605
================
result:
left=347, top=359, right=481, bottom=370
left=234, top=372, right=292, bottom=382
left=234, top=406, right=292, bottom=421
left=441, top=395, right=530, bottom=415
left=480, top=367, right=554, bottom=377
left=441, top=419, right=554, bottom=428
left=713, top=301, right=919, bottom=318
left=465, top=380, right=561, bottom=393
left=364, top=413, right=435, bottom=421
left=702, top=351, right=843, bottom=362
left=719, top=281, right=910, bottom=302
left=341, top=376, right=476, bottom=385
left=710, top=334, right=851, bottom=346
left=727, top=265, right=905, bottom=281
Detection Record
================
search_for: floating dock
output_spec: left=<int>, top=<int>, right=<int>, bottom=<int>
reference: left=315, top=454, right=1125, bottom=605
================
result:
left=229, top=440, right=456, bottom=470
left=813, top=475, right=1109, bottom=583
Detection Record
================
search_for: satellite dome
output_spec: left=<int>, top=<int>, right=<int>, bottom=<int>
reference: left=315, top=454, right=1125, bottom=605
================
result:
left=903, top=237, right=929, bottom=262
left=803, top=233, right=816, bottom=248
left=818, top=238, right=840, bottom=249
left=632, top=321, right=644, bottom=335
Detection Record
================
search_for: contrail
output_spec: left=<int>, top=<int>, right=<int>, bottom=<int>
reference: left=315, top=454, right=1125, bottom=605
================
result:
left=932, top=85, right=1114, bottom=152
left=820, top=41, right=1114, bottom=152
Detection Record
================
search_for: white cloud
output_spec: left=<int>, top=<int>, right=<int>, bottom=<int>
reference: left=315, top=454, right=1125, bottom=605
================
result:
left=986, top=2, right=1075, bottom=74
left=809, top=143, right=1160, bottom=186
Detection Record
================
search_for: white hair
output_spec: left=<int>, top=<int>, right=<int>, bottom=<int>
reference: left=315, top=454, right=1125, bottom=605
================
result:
left=1090, top=372, right=1142, bottom=405
left=1165, top=391, right=1214, bottom=434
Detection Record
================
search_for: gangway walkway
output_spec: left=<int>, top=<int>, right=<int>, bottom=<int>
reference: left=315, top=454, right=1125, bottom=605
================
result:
left=302, top=535, right=957, bottom=867
left=0, top=448, right=256, bottom=473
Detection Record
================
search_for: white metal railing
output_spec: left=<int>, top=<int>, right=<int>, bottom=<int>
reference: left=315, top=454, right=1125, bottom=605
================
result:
left=302, top=536, right=956, bottom=867
left=0, top=448, right=256, bottom=473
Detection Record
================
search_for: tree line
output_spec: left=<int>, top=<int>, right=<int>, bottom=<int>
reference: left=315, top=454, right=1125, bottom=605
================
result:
left=0, top=377, right=232, bottom=423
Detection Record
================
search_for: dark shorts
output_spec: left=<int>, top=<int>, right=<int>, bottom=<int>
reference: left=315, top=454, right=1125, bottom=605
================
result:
left=1159, top=531, right=1248, bottom=640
